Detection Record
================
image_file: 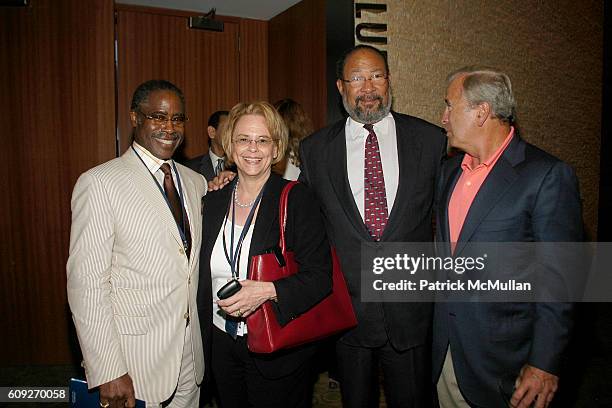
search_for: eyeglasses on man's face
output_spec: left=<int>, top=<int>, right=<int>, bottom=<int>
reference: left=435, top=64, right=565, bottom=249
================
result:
left=138, top=111, right=188, bottom=127
left=232, top=136, right=275, bottom=148
left=340, top=73, right=388, bottom=88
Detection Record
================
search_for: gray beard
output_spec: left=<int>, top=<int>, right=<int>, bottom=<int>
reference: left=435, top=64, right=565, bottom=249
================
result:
left=342, top=91, right=392, bottom=124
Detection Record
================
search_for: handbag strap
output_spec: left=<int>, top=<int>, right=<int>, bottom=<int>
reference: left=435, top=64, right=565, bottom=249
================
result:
left=278, top=181, right=299, bottom=253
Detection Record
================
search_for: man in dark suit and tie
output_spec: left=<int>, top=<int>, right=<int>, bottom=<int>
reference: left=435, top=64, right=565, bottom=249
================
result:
left=432, top=66, right=583, bottom=408
left=298, top=45, right=447, bottom=407
left=185, top=110, right=229, bottom=181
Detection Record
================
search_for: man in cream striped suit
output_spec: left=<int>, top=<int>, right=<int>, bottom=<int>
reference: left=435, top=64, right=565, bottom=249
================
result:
left=67, top=80, right=206, bottom=408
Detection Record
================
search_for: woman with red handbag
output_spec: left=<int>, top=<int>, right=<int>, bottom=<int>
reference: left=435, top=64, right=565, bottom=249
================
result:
left=196, top=101, right=333, bottom=408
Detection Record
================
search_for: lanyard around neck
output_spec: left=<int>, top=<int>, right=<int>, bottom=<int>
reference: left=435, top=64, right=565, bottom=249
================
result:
left=222, top=179, right=264, bottom=279
left=131, top=146, right=189, bottom=249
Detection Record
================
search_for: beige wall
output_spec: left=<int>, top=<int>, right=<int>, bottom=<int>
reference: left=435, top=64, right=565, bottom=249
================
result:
left=355, top=0, right=603, bottom=237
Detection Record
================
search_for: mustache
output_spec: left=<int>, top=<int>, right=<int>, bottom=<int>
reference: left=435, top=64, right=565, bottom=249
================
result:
left=152, top=130, right=180, bottom=139
left=355, top=94, right=383, bottom=104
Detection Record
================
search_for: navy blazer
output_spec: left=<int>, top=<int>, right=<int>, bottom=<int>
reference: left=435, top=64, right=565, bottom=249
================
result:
left=185, top=153, right=216, bottom=182
left=197, top=174, right=332, bottom=380
left=299, top=111, right=447, bottom=349
left=432, top=134, right=584, bottom=407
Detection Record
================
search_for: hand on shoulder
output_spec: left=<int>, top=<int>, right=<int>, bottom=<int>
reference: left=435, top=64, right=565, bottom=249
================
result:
left=207, top=170, right=236, bottom=192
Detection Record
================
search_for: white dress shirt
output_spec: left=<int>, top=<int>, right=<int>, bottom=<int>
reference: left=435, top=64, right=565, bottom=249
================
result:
left=132, top=142, right=192, bottom=221
left=209, top=150, right=224, bottom=174
left=344, top=113, right=399, bottom=220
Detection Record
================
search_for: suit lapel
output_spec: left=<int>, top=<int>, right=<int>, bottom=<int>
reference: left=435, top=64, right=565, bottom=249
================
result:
left=201, top=154, right=215, bottom=182
left=203, top=181, right=232, bottom=256
left=204, top=176, right=281, bottom=264
left=248, top=175, right=281, bottom=259
left=382, top=113, right=423, bottom=240
left=326, top=121, right=372, bottom=241
left=122, top=149, right=185, bottom=250
left=454, top=137, right=524, bottom=255
left=176, top=165, right=201, bottom=270
left=438, top=161, right=462, bottom=256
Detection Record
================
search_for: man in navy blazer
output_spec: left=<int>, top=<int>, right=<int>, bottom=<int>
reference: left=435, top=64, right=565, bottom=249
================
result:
left=433, top=66, right=583, bottom=408
left=185, top=110, right=229, bottom=181
left=299, top=45, right=446, bottom=407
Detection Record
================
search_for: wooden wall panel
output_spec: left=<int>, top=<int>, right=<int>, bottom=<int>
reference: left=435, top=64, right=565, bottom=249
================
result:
left=116, top=6, right=241, bottom=159
left=239, top=19, right=269, bottom=102
left=0, top=1, right=269, bottom=366
left=268, top=0, right=327, bottom=130
left=0, top=0, right=115, bottom=364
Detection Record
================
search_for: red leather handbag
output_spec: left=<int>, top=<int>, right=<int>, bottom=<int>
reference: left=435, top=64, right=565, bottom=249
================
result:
left=246, top=181, right=357, bottom=353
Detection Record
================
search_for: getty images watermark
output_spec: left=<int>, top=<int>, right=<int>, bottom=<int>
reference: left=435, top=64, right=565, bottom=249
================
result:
left=361, top=242, right=609, bottom=302
left=371, top=252, right=532, bottom=292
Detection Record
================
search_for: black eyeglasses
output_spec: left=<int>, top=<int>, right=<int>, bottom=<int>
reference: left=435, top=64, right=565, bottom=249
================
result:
left=138, top=111, right=188, bottom=126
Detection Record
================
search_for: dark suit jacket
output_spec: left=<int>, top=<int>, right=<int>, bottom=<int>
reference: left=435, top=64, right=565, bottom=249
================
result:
left=298, top=112, right=447, bottom=349
left=432, top=135, right=584, bottom=407
left=197, top=174, right=332, bottom=380
left=185, top=153, right=215, bottom=182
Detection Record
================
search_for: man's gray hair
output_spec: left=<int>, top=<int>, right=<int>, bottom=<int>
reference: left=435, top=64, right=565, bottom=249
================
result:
left=447, top=66, right=516, bottom=123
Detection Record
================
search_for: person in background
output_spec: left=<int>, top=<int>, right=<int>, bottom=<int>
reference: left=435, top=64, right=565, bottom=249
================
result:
left=67, top=80, right=206, bottom=408
left=197, top=101, right=332, bottom=408
left=186, top=110, right=230, bottom=181
left=272, top=98, right=314, bottom=180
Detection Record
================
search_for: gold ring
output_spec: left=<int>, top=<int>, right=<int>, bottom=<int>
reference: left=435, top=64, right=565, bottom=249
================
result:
left=100, top=402, right=110, bottom=408
left=236, top=309, right=242, bottom=317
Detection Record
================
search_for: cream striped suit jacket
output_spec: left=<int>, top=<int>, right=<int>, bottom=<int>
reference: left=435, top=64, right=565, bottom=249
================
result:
left=67, top=148, right=205, bottom=403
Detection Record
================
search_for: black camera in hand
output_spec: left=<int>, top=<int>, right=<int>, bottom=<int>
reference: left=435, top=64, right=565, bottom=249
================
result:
left=217, top=279, right=242, bottom=300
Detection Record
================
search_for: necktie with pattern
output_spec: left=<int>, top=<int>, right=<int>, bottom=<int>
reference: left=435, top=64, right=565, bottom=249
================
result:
left=363, top=124, right=388, bottom=241
left=160, top=163, right=192, bottom=257
left=215, top=158, right=224, bottom=176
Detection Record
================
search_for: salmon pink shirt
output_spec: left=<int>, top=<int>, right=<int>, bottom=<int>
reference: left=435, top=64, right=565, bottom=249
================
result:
left=448, top=127, right=515, bottom=250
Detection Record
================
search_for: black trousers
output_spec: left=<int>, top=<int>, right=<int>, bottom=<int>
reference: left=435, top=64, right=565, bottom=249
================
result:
left=211, top=326, right=313, bottom=408
left=336, top=340, right=431, bottom=408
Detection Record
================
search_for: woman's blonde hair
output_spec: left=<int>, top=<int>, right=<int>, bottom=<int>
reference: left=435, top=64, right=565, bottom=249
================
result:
left=221, top=101, right=288, bottom=166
